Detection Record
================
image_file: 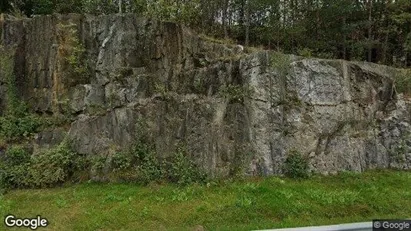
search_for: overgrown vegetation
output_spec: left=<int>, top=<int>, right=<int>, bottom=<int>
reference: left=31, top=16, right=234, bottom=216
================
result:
left=1, top=170, right=410, bottom=230
left=388, top=131, right=411, bottom=164
left=0, top=116, right=207, bottom=191
left=57, top=22, right=89, bottom=86
left=394, top=69, right=411, bottom=96
left=0, top=139, right=207, bottom=191
left=107, top=121, right=207, bottom=185
left=0, top=141, right=86, bottom=190
left=219, top=84, right=251, bottom=103
left=283, top=150, right=310, bottom=179
left=0, top=49, right=43, bottom=142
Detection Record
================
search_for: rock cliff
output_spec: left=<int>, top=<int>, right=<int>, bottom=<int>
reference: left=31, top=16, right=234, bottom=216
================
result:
left=1, top=13, right=410, bottom=176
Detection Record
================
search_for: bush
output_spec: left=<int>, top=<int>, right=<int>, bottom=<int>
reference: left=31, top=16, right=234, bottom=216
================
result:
left=111, top=151, right=133, bottom=171
left=133, top=143, right=163, bottom=184
left=165, top=146, right=207, bottom=185
left=28, top=141, right=79, bottom=187
left=108, top=140, right=207, bottom=185
left=0, top=112, right=43, bottom=141
left=0, top=146, right=32, bottom=189
left=283, top=150, right=310, bottom=179
left=0, top=141, right=85, bottom=189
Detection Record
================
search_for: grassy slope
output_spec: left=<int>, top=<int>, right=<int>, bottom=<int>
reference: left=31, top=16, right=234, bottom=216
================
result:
left=1, top=170, right=411, bottom=231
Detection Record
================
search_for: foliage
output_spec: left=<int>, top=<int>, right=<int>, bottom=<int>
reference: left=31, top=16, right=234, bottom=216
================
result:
left=90, top=156, right=107, bottom=176
left=0, top=49, right=43, bottom=141
left=130, top=141, right=206, bottom=185
left=133, top=142, right=164, bottom=184
left=82, top=0, right=117, bottom=15
left=283, top=150, right=310, bottom=179
left=0, top=141, right=85, bottom=189
left=0, top=113, right=43, bottom=141
left=111, top=151, right=132, bottom=171
left=28, top=141, right=81, bottom=187
left=32, top=0, right=55, bottom=14
left=0, top=146, right=31, bottom=189
left=394, top=69, right=411, bottom=96
left=3, top=0, right=411, bottom=67
left=219, top=84, right=250, bottom=103
left=57, top=23, right=89, bottom=85
left=298, top=48, right=313, bottom=58
left=270, top=52, right=291, bottom=76
left=165, top=146, right=207, bottom=185
left=104, top=120, right=207, bottom=185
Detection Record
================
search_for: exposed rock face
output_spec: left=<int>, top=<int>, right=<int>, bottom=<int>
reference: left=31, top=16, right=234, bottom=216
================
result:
left=1, top=13, right=410, bottom=176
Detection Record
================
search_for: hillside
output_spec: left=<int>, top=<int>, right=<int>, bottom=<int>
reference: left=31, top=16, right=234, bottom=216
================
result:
left=0, top=14, right=411, bottom=186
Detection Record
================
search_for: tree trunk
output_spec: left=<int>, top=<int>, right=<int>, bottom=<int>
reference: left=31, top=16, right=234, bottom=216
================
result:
left=239, top=0, right=245, bottom=41
left=245, top=0, right=250, bottom=46
left=223, top=0, right=229, bottom=39
left=343, top=16, right=347, bottom=60
left=367, top=0, right=373, bottom=62
left=118, top=0, right=122, bottom=14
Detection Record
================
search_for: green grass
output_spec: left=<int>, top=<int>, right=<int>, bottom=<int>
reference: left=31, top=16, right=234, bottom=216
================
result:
left=1, top=170, right=411, bottom=230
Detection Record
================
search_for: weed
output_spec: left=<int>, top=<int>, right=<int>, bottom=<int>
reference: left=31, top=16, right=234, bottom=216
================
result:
left=111, top=151, right=133, bottom=171
left=219, top=84, right=251, bottom=103
left=283, top=150, right=310, bottom=179
left=91, top=156, right=107, bottom=176
left=165, top=146, right=207, bottom=185
left=171, top=189, right=189, bottom=202
left=55, top=196, right=69, bottom=208
left=235, top=195, right=255, bottom=208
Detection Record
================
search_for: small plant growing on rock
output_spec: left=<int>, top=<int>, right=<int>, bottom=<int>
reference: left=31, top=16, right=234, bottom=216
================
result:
left=283, top=150, right=310, bottom=179
left=57, top=23, right=89, bottom=86
left=219, top=84, right=251, bottom=103
left=0, top=48, right=43, bottom=141
left=394, top=69, right=411, bottom=97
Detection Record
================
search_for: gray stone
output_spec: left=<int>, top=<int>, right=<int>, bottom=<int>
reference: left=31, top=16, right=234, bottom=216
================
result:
left=1, top=13, right=410, bottom=177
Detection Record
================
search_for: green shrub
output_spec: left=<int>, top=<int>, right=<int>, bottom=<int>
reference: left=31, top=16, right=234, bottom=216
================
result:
left=0, top=112, right=43, bottom=141
left=111, top=151, right=133, bottom=171
left=0, top=146, right=32, bottom=189
left=28, top=141, right=79, bottom=187
left=133, top=143, right=163, bottom=184
left=165, top=146, right=207, bottom=185
left=283, top=150, right=310, bottom=179
left=0, top=141, right=85, bottom=189
left=90, top=155, right=107, bottom=177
